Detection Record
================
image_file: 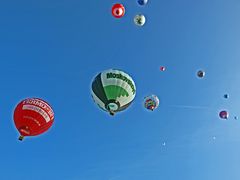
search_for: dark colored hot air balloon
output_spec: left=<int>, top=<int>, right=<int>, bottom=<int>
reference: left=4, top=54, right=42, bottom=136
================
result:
left=223, top=94, right=229, bottom=99
left=112, top=3, right=125, bottom=18
left=219, top=110, right=229, bottom=120
left=197, top=70, right=205, bottom=78
left=13, top=98, right=54, bottom=141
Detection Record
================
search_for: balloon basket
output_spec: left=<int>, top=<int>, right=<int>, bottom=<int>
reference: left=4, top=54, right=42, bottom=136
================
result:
left=109, top=112, right=115, bottom=116
left=18, top=136, right=24, bottom=141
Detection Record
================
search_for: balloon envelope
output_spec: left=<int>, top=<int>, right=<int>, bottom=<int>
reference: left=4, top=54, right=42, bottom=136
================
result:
left=219, top=110, right=229, bottom=119
left=134, top=14, right=146, bottom=26
left=144, top=95, right=159, bottom=111
left=91, top=69, right=136, bottom=115
left=112, top=3, right=125, bottom=18
left=160, top=66, right=166, bottom=71
left=13, top=98, right=54, bottom=140
left=197, top=70, right=205, bottom=78
left=137, top=0, right=148, bottom=6
left=224, top=94, right=229, bottom=99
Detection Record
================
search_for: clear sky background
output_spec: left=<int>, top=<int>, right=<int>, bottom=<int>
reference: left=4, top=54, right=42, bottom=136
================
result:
left=0, top=0, right=240, bottom=180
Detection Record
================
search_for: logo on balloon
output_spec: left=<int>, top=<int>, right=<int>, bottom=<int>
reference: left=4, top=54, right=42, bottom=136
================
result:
left=106, top=72, right=136, bottom=94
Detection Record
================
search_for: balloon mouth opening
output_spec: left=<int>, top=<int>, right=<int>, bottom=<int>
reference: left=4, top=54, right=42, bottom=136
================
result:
left=106, top=100, right=120, bottom=113
left=116, top=9, right=122, bottom=15
left=107, top=103, right=118, bottom=111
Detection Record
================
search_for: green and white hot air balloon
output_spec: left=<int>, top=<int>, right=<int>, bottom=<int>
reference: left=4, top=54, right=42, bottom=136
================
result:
left=91, top=69, right=136, bottom=116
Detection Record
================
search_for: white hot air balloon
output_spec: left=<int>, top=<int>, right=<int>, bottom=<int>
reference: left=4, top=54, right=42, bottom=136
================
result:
left=134, top=14, right=146, bottom=26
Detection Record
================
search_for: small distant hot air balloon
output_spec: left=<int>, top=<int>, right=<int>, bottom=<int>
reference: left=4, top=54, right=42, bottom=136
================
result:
left=219, top=110, right=229, bottom=120
left=137, top=0, right=148, bottom=6
left=160, top=66, right=166, bottom=71
left=197, top=70, right=205, bottom=78
left=134, top=14, right=146, bottom=26
left=223, top=94, right=229, bottom=99
left=112, top=3, right=125, bottom=18
left=13, top=98, right=54, bottom=141
left=144, top=95, right=159, bottom=111
left=91, top=69, right=136, bottom=116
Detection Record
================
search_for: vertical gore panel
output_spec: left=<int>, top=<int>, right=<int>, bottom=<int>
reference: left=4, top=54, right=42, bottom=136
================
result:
left=92, top=73, right=108, bottom=104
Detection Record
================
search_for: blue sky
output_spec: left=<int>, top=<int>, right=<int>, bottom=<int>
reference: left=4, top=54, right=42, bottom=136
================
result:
left=0, top=0, right=240, bottom=179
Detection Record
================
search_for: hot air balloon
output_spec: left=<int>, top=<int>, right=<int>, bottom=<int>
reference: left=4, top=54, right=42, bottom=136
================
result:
left=134, top=14, right=146, bottom=26
left=13, top=98, right=54, bottom=141
left=112, top=3, right=125, bottom=18
left=223, top=94, right=229, bottom=99
left=91, top=69, right=136, bottom=116
left=144, top=95, right=159, bottom=111
left=219, top=110, right=229, bottom=120
left=197, top=70, right=205, bottom=78
left=160, top=66, right=166, bottom=71
left=137, top=0, right=148, bottom=6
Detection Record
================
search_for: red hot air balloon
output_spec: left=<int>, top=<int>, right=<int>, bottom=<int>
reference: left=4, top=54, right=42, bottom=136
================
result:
left=160, top=66, right=166, bottom=71
left=13, top=98, right=54, bottom=141
left=219, top=110, right=229, bottom=120
left=112, top=3, right=125, bottom=18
